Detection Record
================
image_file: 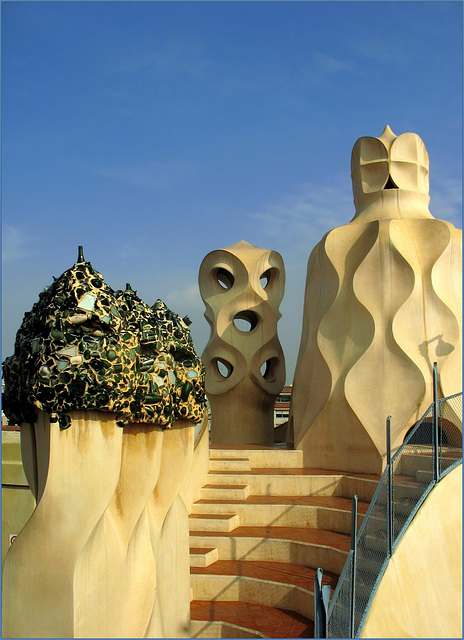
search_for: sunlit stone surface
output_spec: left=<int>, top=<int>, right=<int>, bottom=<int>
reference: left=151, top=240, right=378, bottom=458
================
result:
left=2, top=249, right=207, bottom=638
left=289, top=127, right=462, bottom=474
left=199, top=240, right=285, bottom=445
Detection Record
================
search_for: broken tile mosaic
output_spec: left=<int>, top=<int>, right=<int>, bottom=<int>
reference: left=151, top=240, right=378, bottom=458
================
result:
left=2, top=247, right=206, bottom=429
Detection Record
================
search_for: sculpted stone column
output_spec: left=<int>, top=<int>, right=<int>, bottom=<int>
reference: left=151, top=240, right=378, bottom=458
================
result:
left=199, top=240, right=285, bottom=445
left=1, top=249, right=206, bottom=638
left=289, top=126, right=462, bottom=474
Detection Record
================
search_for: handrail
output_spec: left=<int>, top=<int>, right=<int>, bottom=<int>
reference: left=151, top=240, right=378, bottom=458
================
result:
left=315, top=367, right=462, bottom=638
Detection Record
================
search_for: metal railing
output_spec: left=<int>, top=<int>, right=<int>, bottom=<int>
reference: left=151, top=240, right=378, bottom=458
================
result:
left=315, top=364, right=463, bottom=638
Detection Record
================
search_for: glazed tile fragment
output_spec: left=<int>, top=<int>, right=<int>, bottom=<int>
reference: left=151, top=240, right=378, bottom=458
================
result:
left=2, top=247, right=206, bottom=428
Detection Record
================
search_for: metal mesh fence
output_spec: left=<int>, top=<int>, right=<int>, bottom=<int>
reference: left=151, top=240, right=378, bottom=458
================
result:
left=326, top=552, right=353, bottom=639
left=326, top=393, right=462, bottom=638
left=438, top=394, right=463, bottom=478
left=352, top=475, right=389, bottom=636
left=391, top=406, right=434, bottom=544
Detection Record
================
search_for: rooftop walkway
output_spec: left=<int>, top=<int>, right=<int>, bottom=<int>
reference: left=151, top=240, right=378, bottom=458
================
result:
left=189, top=446, right=380, bottom=638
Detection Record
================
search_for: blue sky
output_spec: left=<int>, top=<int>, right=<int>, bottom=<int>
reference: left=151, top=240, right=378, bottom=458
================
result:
left=2, top=0, right=462, bottom=383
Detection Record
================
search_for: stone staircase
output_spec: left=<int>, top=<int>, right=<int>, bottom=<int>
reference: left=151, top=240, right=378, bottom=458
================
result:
left=189, top=447, right=380, bottom=638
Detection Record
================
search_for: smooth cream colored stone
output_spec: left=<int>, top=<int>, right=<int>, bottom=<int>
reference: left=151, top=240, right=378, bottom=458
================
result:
left=189, top=547, right=219, bottom=568
left=209, top=447, right=304, bottom=469
left=2, top=409, right=209, bottom=639
left=208, top=457, right=251, bottom=471
left=189, top=533, right=348, bottom=575
left=74, top=423, right=164, bottom=638
left=360, top=466, right=462, bottom=638
left=199, top=240, right=285, bottom=445
left=205, top=471, right=345, bottom=496
left=190, top=501, right=361, bottom=533
left=179, top=412, right=210, bottom=512
left=154, top=497, right=192, bottom=638
left=1, top=486, right=35, bottom=564
left=190, top=574, right=312, bottom=619
left=289, top=127, right=462, bottom=474
left=146, top=419, right=198, bottom=638
left=190, top=620, right=266, bottom=639
left=199, top=485, right=250, bottom=500
left=2, top=411, right=123, bottom=639
left=189, top=513, right=240, bottom=532
left=1, top=433, right=36, bottom=564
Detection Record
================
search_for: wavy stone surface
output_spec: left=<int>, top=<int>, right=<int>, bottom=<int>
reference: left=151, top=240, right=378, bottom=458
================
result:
left=1, top=248, right=207, bottom=637
left=289, top=127, right=462, bottom=474
left=199, top=240, right=285, bottom=445
left=2, top=410, right=203, bottom=638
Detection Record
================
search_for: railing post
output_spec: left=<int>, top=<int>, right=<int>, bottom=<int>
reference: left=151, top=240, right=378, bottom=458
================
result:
left=433, top=362, right=439, bottom=482
left=350, top=495, right=358, bottom=638
left=314, top=568, right=330, bottom=638
left=386, top=415, right=393, bottom=556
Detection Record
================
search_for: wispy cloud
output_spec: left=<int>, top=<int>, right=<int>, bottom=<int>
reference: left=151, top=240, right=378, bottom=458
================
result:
left=113, top=242, right=148, bottom=261
left=96, top=159, right=202, bottom=190
left=247, top=178, right=354, bottom=264
left=217, top=50, right=358, bottom=99
left=296, top=52, right=358, bottom=90
left=356, top=40, right=410, bottom=66
left=165, top=283, right=204, bottom=315
left=112, top=38, right=213, bottom=81
left=430, top=177, right=462, bottom=227
left=313, top=52, right=356, bottom=75
left=2, top=224, right=38, bottom=264
left=245, top=174, right=462, bottom=278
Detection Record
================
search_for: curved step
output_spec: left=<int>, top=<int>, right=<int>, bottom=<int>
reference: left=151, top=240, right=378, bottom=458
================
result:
left=191, top=600, right=314, bottom=638
left=200, top=484, right=250, bottom=500
left=189, top=513, right=240, bottom=532
left=207, top=468, right=378, bottom=499
left=209, top=447, right=304, bottom=469
left=190, top=547, right=219, bottom=568
left=190, top=619, right=266, bottom=638
left=191, top=560, right=339, bottom=619
left=209, top=458, right=252, bottom=472
left=190, top=525, right=350, bottom=575
left=192, top=494, right=369, bottom=534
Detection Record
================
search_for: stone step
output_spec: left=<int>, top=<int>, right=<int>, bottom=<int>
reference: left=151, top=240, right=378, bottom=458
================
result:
left=190, top=560, right=339, bottom=621
left=416, top=469, right=433, bottom=483
left=376, top=477, right=425, bottom=503
left=209, top=448, right=304, bottom=469
left=206, top=469, right=378, bottom=499
left=190, top=547, right=219, bottom=568
left=363, top=533, right=388, bottom=554
left=340, top=474, right=379, bottom=502
left=395, top=449, right=461, bottom=477
left=190, top=619, right=265, bottom=638
left=364, top=496, right=418, bottom=520
left=191, top=495, right=369, bottom=535
left=189, top=513, right=240, bottom=533
left=209, top=458, right=252, bottom=472
left=200, top=484, right=250, bottom=501
left=361, top=509, right=418, bottom=542
left=190, top=525, right=351, bottom=575
left=392, top=497, right=419, bottom=516
left=190, top=600, right=314, bottom=638
left=189, top=453, right=382, bottom=639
